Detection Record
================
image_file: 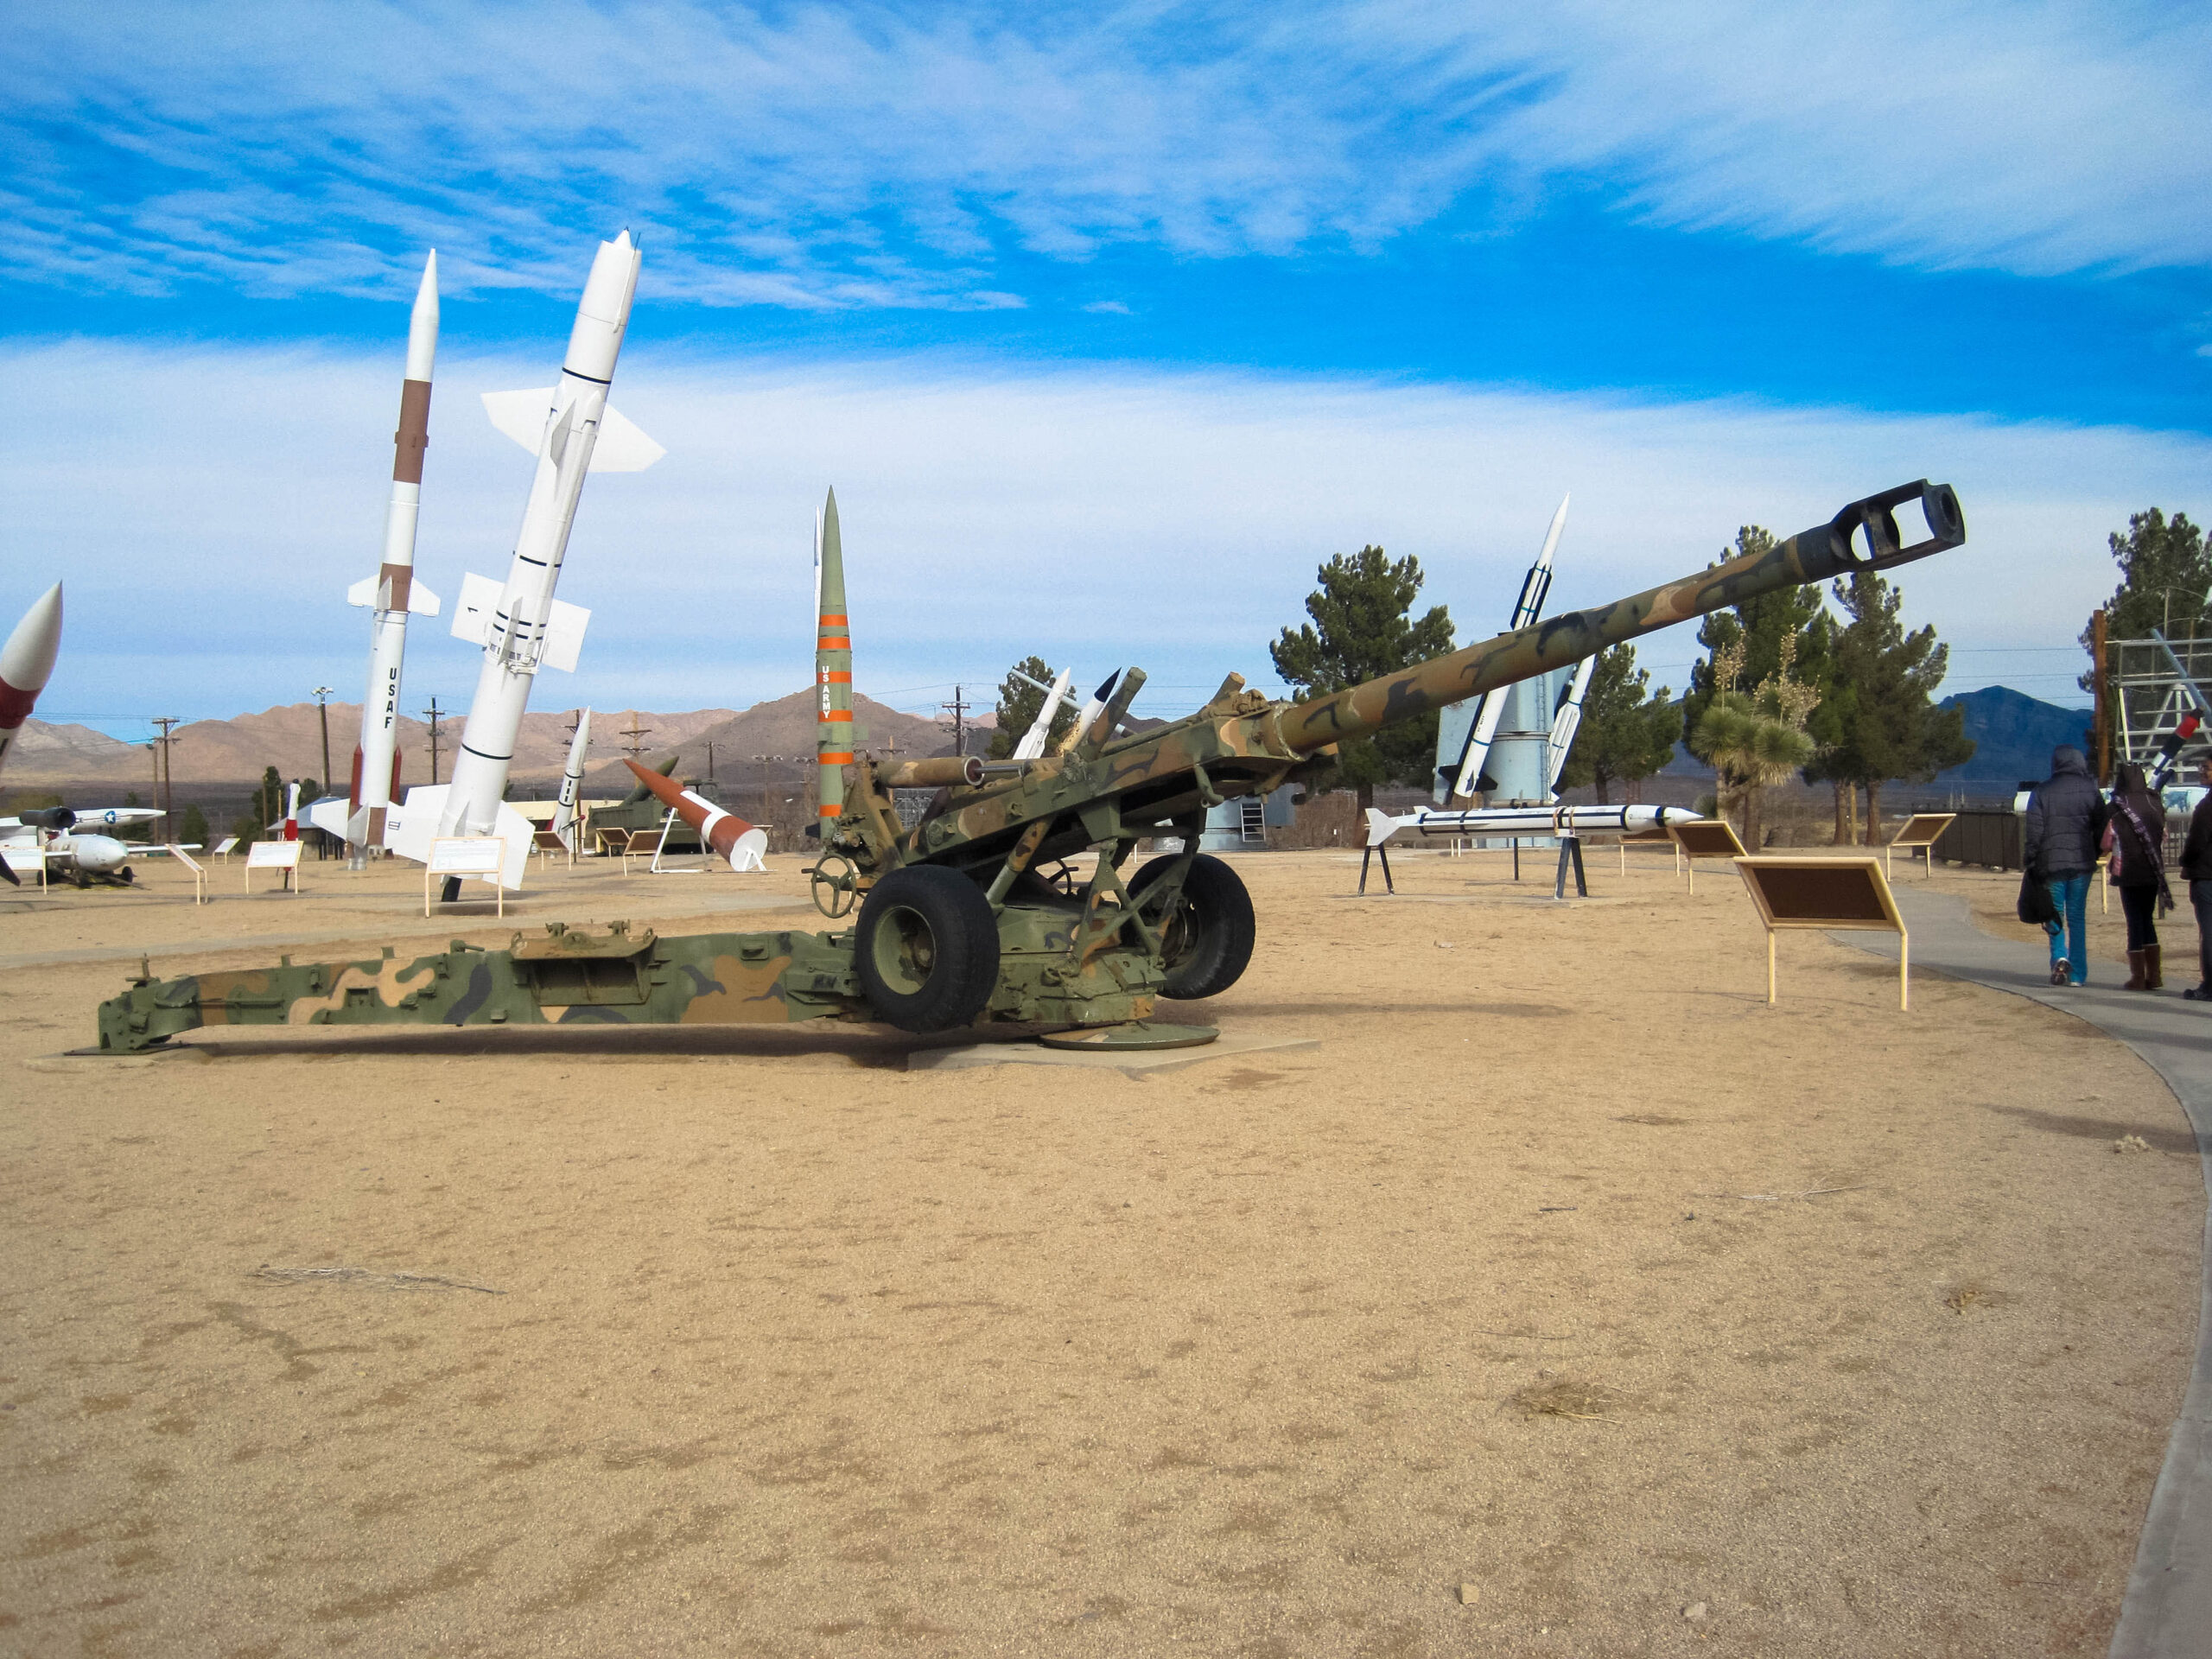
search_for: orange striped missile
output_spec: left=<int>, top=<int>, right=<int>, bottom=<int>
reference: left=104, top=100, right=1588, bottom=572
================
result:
left=814, top=486, right=851, bottom=826
left=622, top=760, right=768, bottom=871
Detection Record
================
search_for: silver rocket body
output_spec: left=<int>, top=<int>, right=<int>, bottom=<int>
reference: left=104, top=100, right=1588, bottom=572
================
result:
left=552, top=709, right=592, bottom=854
left=346, top=252, right=442, bottom=861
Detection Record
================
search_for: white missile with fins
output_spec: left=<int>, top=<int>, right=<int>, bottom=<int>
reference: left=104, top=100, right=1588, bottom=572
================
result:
left=340, top=253, right=443, bottom=855
left=1437, top=494, right=1569, bottom=803
left=1544, top=653, right=1599, bottom=792
left=391, top=231, right=660, bottom=892
left=552, top=709, right=592, bottom=853
left=1366, top=803, right=1700, bottom=847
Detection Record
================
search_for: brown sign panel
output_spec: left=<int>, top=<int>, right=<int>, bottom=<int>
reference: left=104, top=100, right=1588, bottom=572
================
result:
left=1671, top=820, right=1747, bottom=859
left=1732, top=855, right=1908, bottom=1007
left=1743, top=861, right=1891, bottom=924
left=1891, top=813, right=1955, bottom=848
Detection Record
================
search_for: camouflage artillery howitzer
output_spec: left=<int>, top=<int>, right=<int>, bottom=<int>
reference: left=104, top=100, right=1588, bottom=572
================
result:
left=97, top=481, right=1965, bottom=1053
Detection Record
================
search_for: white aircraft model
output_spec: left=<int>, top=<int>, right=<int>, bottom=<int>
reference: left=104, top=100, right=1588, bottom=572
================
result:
left=0, top=804, right=167, bottom=887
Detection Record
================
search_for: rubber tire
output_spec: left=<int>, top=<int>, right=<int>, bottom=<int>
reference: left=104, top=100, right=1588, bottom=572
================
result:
left=855, top=865, right=1001, bottom=1033
left=1129, top=853, right=1255, bottom=1001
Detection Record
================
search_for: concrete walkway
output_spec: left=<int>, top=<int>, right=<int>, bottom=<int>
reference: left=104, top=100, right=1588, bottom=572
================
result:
left=1837, top=890, right=2212, bottom=1658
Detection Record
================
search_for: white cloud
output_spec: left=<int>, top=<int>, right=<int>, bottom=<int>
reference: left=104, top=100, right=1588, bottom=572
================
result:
left=3, top=0, right=2204, bottom=308
left=2, top=340, right=2199, bottom=724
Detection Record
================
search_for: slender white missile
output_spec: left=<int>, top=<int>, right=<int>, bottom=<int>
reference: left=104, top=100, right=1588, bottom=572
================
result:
left=1440, top=493, right=1569, bottom=803
left=283, top=781, right=301, bottom=842
left=0, top=582, right=62, bottom=787
left=1014, top=667, right=1074, bottom=760
left=346, top=251, right=443, bottom=855
left=1367, top=802, right=1700, bottom=848
left=1543, top=653, right=1599, bottom=793
left=1054, top=671, right=1122, bottom=757
left=552, top=709, right=592, bottom=852
left=408, top=230, right=661, bottom=893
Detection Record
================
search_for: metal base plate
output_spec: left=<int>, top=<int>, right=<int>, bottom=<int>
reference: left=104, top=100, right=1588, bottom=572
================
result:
left=1038, top=1021, right=1218, bottom=1052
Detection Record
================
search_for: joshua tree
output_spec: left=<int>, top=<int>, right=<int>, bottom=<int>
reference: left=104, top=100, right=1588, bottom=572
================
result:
left=1690, top=639, right=1819, bottom=849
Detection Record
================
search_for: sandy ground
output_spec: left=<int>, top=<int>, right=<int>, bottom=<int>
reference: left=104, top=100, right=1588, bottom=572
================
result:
left=0, top=844, right=2202, bottom=1657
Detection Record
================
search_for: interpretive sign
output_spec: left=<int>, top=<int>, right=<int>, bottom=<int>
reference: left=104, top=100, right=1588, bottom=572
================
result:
left=426, top=837, right=508, bottom=917
left=1733, top=855, right=1909, bottom=1010
left=166, top=844, right=207, bottom=905
left=244, top=838, right=302, bottom=894
left=1669, top=818, right=1747, bottom=893
left=1885, top=813, right=1956, bottom=880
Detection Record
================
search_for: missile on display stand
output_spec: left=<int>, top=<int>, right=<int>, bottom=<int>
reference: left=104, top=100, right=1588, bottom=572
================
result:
left=625, top=760, right=767, bottom=871
left=1436, top=494, right=1568, bottom=803
left=345, top=252, right=443, bottom=859
left=389, top=230, right=663, bottom=896
left=552, top=709, right=592, bottom=854
left=1365, top=802, right=1701, bottom=848
left=816, top=489, right=851, bottom=829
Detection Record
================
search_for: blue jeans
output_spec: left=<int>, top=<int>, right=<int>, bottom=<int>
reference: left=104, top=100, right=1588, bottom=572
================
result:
left=2047, top=873, right=2091, bottom=983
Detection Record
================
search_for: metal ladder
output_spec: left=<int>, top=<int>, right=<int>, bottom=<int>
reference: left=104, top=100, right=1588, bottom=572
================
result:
left=1239, top=797, right=1268, bottom=844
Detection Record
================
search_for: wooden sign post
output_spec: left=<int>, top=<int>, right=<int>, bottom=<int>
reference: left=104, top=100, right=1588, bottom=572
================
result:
left=427, top=837, right=508, bottom=917
left=1669, top=818, right=1748, bottom=893
left=244, top=839, right=303, bottom=894
left=1885, top=813, right=1955, bottom=880
left=1734, top=855, right=1910, bottom=1010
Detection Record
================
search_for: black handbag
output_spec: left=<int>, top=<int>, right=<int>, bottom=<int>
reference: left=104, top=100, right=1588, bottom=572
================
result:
left=2017, top=867, right=2056, bottom=926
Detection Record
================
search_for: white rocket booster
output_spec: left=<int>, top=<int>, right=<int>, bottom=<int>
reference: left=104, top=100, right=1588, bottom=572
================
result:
left=391, top=230, right=662, bottom=892
left=552, top=709, right=591, bottom=853
left=1439, top=494, right=1569, bottom=803
left=346, top=251, right=443, bottom=853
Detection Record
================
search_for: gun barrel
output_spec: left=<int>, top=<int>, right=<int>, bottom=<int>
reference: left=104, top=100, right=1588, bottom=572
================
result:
left=1279, top=481, right=1963, bottom=756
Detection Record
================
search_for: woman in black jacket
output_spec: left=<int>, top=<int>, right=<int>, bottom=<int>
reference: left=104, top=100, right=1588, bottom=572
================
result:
left=2104, top=761, right=2173, bottom=991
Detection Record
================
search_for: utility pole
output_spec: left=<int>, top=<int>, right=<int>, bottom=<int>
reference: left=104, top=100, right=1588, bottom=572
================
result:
left=620, top=710, right=653, bottom=761
left=423, top=697, right=446, bottom=786
left=939, top=685, right=970, bottom=758
left=149, top=716, right=181, bottom=830
left=705, top=741, right=715, bottom=783
left=310, top=686, right=334, bottom=794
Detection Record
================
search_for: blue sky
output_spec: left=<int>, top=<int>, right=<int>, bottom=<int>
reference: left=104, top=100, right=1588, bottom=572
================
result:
left=4, top=0, right=2209, bottom=740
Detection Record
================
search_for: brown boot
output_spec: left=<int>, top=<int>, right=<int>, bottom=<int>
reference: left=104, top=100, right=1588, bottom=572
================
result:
left=2147, top=944, right=2164, bottom=990
left=2125, top=950, right=2148, bottom=990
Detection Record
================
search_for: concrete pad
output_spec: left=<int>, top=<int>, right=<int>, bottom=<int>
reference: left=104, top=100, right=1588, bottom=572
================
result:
left=907, top=1027, right=1319, bottom=1075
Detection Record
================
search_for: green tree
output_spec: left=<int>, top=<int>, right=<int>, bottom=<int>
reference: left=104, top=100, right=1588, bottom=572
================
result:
left=1555, top=645, right=1678, bottom=804
left=179, top=804, right=210, bottom=848
left=988, top=656, right=1077, bottom=760
left=1689, top=639, right=1820, bottom=849
left=1271, top=545, right=1453, bottom=807
left=2081, top=509, right=2210, bottom=765
left=253, top=766, right=283, bottom=831
left=1821, top=569, right=1974, bottom=841
left=1681, top=526, right=1834, bottom=749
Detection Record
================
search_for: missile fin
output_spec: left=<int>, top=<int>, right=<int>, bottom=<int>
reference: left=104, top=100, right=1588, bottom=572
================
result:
left=538, top=600, right=591, bottom=674
left=450, top=573, right=504, bottom=647
left=406, top=582, right=442, bottom=618
left=588, top=404, right=664, bottom=473
left=346, top=575, right=378, bottom=607
left=482, top=388, right=556, bottom=454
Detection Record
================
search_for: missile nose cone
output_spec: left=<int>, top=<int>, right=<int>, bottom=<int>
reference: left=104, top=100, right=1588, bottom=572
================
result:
left=1, top=582, right=64, bottom=693
left=405, top=251, right=440, bottom=379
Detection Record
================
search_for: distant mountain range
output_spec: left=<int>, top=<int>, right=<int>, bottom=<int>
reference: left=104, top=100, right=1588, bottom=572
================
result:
left=2, top=691, right=984, bottom=795
left=1659, top=683, right=2091, bottom=792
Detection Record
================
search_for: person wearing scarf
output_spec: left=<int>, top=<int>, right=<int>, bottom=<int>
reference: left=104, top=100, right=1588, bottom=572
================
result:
left=2103, top=761, right=2174, bottom=991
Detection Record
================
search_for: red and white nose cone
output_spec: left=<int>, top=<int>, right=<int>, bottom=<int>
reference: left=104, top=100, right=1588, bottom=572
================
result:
left=0, top=583, right=63, bottom=726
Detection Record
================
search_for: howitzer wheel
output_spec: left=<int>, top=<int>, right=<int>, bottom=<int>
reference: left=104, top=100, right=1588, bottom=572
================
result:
left=855, top=866, right=1001, bottom=1033
left=1130, top=853, right=1255, bottom=1001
